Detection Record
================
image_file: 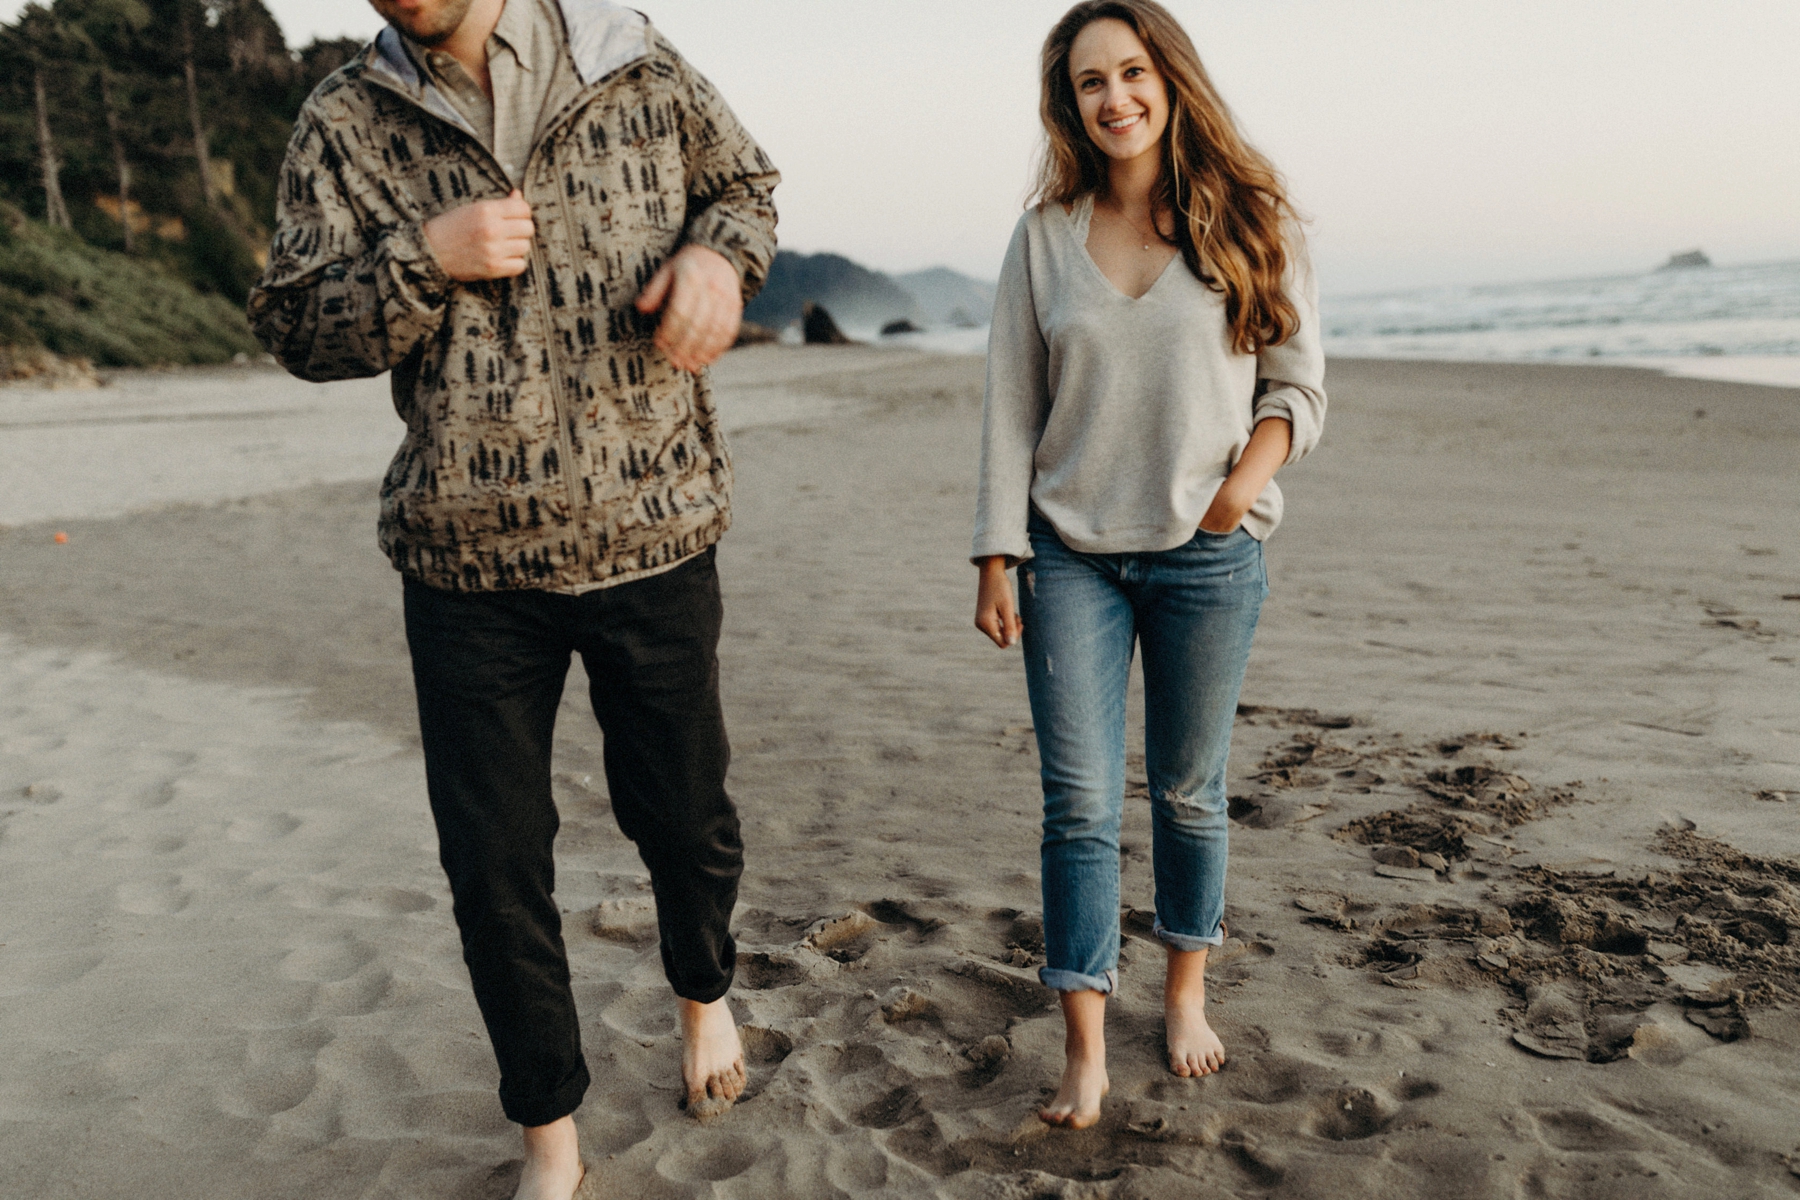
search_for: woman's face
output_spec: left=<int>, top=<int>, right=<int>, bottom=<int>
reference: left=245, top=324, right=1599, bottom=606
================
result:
left=1068, top=18, right=1169, bottom=166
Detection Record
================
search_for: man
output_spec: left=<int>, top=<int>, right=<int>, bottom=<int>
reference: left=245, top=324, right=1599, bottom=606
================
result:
left=247, top=0, right=778, bottom=1194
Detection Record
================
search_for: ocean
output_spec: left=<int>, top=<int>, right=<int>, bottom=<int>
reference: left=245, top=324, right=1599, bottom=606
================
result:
left=868, top=259, right=1800, bottom=389
left=1320, top=258, right=1800, bottom=388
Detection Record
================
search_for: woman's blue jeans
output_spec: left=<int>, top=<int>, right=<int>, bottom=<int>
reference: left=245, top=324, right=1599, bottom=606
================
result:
left=1019, top=513, right=1267, bottom=994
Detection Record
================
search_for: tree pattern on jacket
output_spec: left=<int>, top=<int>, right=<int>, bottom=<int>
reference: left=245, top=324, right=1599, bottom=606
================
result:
left=247, top=28, right=779, bottom=593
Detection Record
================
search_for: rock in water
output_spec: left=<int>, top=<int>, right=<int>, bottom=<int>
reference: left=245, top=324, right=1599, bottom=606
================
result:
left=880, top=318, right=923, bottom=336
left=733, top=320, right=779, bottom=347
left=1658, top=249, right=1711, bottom=270
left=802, top=301, right=852, bottom=345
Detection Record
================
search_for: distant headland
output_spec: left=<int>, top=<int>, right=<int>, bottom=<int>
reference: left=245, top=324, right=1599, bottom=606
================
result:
left=743, top=251, right=995, bottom=335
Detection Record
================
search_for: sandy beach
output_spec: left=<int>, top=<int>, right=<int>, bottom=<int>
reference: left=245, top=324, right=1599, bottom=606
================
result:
left=2, top=348, right=1798, bottom=1198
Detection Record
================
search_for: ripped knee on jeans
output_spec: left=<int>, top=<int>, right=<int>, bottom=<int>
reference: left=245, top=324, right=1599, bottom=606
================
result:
left=1156, top=785, right=1222, bottom=815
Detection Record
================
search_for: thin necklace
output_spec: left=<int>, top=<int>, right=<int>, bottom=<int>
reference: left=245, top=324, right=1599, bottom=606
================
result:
left=1111, top=199, right=1168, bottom=251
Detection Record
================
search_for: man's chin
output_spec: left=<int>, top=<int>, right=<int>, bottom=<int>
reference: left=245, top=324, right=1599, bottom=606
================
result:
left=390, top=15, right=457, bottom=45
left=373, top=0, right=471, bottom=46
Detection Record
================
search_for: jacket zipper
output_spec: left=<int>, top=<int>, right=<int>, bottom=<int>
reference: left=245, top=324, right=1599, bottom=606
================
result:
left=527, top=240, right=590, bottom=573
left=359, top=52, right=647, bottom=581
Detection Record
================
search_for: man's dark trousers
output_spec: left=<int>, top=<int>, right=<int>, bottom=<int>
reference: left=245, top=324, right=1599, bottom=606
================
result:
left=403, top=547, right=742, bottom=1127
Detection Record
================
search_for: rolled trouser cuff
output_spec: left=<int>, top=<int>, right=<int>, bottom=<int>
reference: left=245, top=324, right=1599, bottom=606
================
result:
left=1040, top=966, right=1118, bottom=995
left=499, top=1057, right=591, bottom=1128
left=1154, top=916, right=1226, bottom=951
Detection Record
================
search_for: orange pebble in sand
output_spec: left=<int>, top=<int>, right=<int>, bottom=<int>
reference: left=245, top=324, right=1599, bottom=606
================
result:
left=54, top=532, right=68, bottom=544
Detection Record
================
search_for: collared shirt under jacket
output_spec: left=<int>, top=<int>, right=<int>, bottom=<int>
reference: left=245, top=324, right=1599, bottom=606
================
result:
left=248, top=0, right=780, bottom=593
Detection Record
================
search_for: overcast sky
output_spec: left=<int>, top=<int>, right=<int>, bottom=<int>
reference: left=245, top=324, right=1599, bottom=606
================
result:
left=10, top=0, right=1799, bottom=293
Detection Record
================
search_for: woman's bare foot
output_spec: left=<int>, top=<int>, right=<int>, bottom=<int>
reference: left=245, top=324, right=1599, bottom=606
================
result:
left=516, top=1116, right=584, bottom=1200
left=1039, top=988, right=1109, bottom=1129
left=1165, top=945, right=1225, bottom=1077
left=680, top=996, right=746, bottom=1118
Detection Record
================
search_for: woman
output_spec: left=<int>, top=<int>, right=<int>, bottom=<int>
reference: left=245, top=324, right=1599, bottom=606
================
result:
left=971, top=0, right=1325, bottom=1130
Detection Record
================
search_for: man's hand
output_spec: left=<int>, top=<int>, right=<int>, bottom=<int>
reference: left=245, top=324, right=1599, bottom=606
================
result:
left=423, top=190, right=535, bottom=281
left=636, top=245, right=743, bottom=373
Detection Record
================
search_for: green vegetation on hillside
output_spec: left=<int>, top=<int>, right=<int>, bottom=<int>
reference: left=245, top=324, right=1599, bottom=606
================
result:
left=0, top=200, right=257, bottom=366
left=0, top=1, right=363, bottom=368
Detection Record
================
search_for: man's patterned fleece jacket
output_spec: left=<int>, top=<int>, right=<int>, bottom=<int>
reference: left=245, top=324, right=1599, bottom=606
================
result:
left=247, top=1, right=779, bottom=593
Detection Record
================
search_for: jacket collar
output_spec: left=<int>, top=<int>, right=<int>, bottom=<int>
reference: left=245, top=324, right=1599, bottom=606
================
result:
left=559, top=0, right=649, bottom=85
left=363, top=0, right=649, bottom=135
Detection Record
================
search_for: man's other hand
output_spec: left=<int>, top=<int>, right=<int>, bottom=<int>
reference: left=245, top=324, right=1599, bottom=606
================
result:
left=636, top=245, right=743, bottom=373
left=423, top=190, right=535, bottom=281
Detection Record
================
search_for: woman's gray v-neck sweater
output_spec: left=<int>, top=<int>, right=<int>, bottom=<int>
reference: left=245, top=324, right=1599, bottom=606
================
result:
left=972, top=196, right=1326, bottom=564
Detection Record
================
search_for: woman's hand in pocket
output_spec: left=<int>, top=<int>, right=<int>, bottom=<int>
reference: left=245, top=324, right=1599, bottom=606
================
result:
left=1198, top=480, right=1252, bottom=535
left=975, top=556, right=1023, bottom=648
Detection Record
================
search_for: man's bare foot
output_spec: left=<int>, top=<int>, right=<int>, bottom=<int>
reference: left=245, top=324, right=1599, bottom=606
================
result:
left=1039, top=988, right=1109, bottom=1129
left=516, top=1115, right=584, bottom=1200
left=1165, top=945, right=1226, bottom=1077
left=680, top=996, right=746, bottom=1119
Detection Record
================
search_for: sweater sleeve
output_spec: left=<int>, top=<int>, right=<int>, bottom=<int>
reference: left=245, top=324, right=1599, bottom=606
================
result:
left=246, top=109, right=454, bottom=383
left=971, top=214, right=1049, bottom=566
left=1252, top=231, right=1327, bottom=464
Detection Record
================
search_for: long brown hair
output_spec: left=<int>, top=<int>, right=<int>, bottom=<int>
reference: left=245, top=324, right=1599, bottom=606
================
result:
left=1035, top=0, right=1301, bottom=354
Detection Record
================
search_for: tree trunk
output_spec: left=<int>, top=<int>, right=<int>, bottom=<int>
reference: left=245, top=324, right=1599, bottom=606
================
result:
left=99, top=67, right=134, bottom=253
left=181, top=11, right=217, bottom=208
left=32, top=68, right=72, bottom=230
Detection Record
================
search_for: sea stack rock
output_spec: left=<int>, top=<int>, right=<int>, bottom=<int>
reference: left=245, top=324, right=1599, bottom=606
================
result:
left=880, top=318, right=923, bottom=336
left=802, top=301, right=852, bottom=345
left=733, top=320, right=779, bottom=347
left=1658, top=249, right=1711, bottom=270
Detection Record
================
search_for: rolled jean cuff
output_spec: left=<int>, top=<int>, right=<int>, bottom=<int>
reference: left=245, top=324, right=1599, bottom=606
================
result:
left=1154, top=916, right=1226, bottom=952
left=1040, top=966, right=1118, bottom=995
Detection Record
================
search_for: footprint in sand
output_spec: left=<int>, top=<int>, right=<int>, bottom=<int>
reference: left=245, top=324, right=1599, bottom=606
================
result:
left=821, top=1040, right=887, bottom=1079
left=1223, top=1052, right=1325, bottom=1105
left=330, top=887, right=435, bottom=917
left=1317, top=1029, right=1387, bottom=1058
left=824, top=1142, right=891, bottom=1192
left=0, top=949, right=105, bottom=997
left=115, top=874, right=193, bottom=915
left=227, top=812, right=301, bottom=843
left=733, top=1025, right=796, bottom=1105
left=1307, top=1086, right=1396, bottom=1141
left=598, top=985, right=678, bottom=1042
left=280, top=936, right=377, bottom=984
left=310, top=965, right=394, bottom=1019
left=220, top=1025, right=334, bottom=1118
left=655, top=1135, right=762, bottom=1184
left=579, top=1104, right=654, bottom=1155
left=1393, top=1075, right=1442, bottom=1101
left=1532, top=1108, right=1642, bottom=1152
left=852, top=1085, right=925, bottom=1130
left=735, top=950, right=811, bottom=990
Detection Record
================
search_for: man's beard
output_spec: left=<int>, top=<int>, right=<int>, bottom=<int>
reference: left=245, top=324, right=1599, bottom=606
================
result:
left=373, top=0, right=478, bottom=47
